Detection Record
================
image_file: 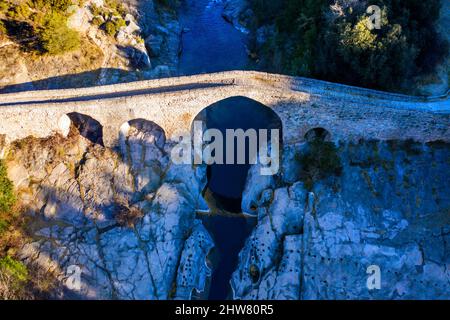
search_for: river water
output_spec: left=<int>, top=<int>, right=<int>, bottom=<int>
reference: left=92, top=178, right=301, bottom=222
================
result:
left=178, top=0, right=249, bottom=75
left=177, top=0, right=255, bottom=300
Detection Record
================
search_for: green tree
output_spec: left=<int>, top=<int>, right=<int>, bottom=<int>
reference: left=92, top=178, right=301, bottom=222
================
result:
left=0, top=160, right=15, bottom=214
left=39, top=11, right=80, bottom=54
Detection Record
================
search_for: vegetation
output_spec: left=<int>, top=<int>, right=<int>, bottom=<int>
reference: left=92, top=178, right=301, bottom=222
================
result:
left=0, top=154, right=60, bottom=300
left=0, top=160, right=15, bottom=214
left=103, top=17, right=126, bottom=37
left=0, top=255, right=28, bottom=299
left=0, top=0, right=84, bottom=55
left=40, top=11, right=80, bottom=54
left=89, top=0, right=128, bottom=38
left=250, top=0, right=448, bottom=92
left=297, top=138, right=342, bottom=190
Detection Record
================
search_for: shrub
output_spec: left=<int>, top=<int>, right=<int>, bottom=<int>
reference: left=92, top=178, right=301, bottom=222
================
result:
left=103, top=17, right=125, bottom=37
left=0, top=2, right=10, bottom=14
left=0, top=256, right=28, bottom=282
left=0, top=20, right=6, bottom=38
left=46, top=0, right=72, bottom=12
left=0, top=160, right=15, bottom=214
left=106, top=0, right=127, bottom=17
left=90, top=4, right=103, bottom=17
left=298, top=139, right=342, bottom=190
left=0, top=255, right=28, bottom=299
left=91, top=16, right=103, bottom=26
left=251, top=0, right=449, bottom=92
left=7, top=2, right=32, bottom=20
left=39, top=11, right=80, bottom=54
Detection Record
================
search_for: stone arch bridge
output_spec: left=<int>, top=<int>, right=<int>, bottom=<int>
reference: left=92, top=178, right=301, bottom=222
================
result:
left=0, top=71, right=449, bottom=148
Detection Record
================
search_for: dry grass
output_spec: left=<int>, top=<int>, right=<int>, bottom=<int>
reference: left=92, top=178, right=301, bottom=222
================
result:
left=0, top=36, right=103, bottom=89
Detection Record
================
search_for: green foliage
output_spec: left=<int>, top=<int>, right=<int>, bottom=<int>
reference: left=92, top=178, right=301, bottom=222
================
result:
left=0, top=160, right=15, bottom=214
left=0, top=219, right=8, bottom=236
left=91, top=15, right=103, bottom=26
left=0, top=20, right=6, bottom=36
left=0, top=256, right=28, bottom=282
left=7, top=2, right=32, bottom=20
left=0, top=256, right=29, bottom=299
left=103, top=17, right=125, bottom=37
left=105, top=0, right=127, bottom=17
left=90, top=4, right=103, bottom=17
left=298, top=139, right=342, bottom=190
left=0, top=2, right=10, bottom=14
left=252, top=0, right=448, bottom=92
left=39, top=11, right=80, bottom=54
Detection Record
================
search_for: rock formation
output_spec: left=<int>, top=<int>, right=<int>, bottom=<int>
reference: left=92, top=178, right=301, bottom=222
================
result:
left=233, top=139, right=450, bottom=299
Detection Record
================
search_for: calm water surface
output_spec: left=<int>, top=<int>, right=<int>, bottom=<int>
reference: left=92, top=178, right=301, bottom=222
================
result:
left=178, top=0, right=259, bottom=300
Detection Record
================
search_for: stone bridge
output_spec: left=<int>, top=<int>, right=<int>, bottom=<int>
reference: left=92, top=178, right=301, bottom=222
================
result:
left=0, top=71, right=449, bottom=148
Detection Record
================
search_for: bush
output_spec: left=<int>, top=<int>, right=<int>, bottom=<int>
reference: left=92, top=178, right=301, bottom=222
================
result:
left=39, top=11, right=80, bottom=54
left=251, top=0, right=448, bottom=92
left=91, top=16, right=103, bottom=26
left=103, top=17, right=125, bottom=37
left=90, top=4, right=104, bottom=17
left=106, top=0, right=127, bottom=17
left=0, top=20, right=6, bottom=37
left=0, top=255, right=28, bottom=299
left=0, top=2, right=10, bottom=14
left=0, top=256, right=28, bottom=282
left=0, top=160, right=15, bottom=214
left=7, top=2, right=32, bottom=20
left=298, top=139, right=342, bottom=189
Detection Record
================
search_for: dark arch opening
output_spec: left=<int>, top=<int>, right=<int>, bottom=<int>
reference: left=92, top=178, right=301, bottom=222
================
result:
left=191, top=96, right=282, bottom=300
left=67, top=112, right=104, bottom=145
left=192, top=96, right=283, bottom=214
left=304, top=127, right=331, bottom=142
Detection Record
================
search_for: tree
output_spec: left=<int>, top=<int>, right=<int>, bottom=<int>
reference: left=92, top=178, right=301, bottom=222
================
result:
left=39, top=11, right=80, bottom=55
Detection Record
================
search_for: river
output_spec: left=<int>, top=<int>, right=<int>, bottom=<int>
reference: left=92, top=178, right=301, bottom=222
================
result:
left=178, top=0, right=249, bottom=75
left=177, top=0, right=255, bottom=300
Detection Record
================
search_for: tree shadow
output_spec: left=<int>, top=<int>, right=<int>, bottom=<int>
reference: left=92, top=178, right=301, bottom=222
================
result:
left=1, top=19, right=41, bottom=53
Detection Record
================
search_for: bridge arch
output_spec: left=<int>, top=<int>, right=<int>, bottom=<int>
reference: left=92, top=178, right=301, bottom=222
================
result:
left=191, top=96, right=283, bottom=214
left=118, top=118, right=166, bottom=155
left=304, top=127, right=332, bottom=142
left=58, top=112, right=104, bottom=145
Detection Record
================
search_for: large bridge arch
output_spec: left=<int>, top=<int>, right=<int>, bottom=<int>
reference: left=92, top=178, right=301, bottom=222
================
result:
left=189, top=96, right=283, bottom=214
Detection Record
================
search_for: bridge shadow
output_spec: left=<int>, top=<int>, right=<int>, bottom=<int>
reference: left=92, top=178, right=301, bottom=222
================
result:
left=0, top=68, right=135, bottom=94
left=0, top=75, right=233, bottom=107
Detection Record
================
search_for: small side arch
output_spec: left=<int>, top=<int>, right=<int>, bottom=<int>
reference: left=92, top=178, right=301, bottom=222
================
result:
left=63, top=112, right=104, bottom=145
left=304, top=127, right=331, bottom=142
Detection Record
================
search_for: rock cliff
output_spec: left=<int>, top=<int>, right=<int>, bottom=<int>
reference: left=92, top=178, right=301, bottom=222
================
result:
left=4, top=125, right=449, bottom=299
left=6, top=121, right=211, bottom=299
left=233, top=139, right=450, bottom=299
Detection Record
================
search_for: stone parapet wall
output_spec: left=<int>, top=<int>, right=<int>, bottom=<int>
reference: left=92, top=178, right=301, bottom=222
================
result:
left=0, top=71, right=449, bottom=148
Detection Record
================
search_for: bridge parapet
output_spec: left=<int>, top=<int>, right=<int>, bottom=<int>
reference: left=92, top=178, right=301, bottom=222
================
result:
left=0, top=71, right=449, bottom=149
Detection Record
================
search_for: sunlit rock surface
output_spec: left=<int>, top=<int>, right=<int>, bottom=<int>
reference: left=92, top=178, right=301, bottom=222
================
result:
left=232, top=141, right=450, bottom=299
left=5, top=126, right=450, bottom=300
left=11, top=123, right=210, bottom=299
